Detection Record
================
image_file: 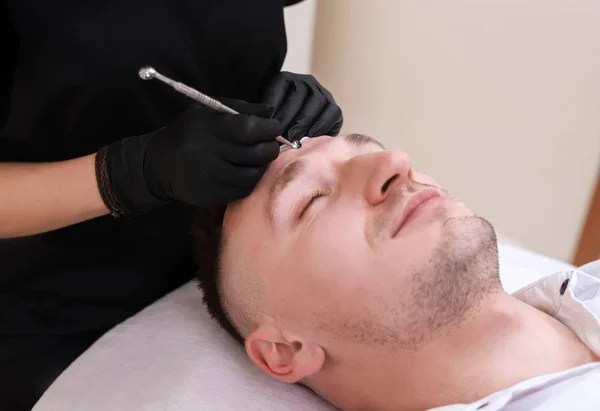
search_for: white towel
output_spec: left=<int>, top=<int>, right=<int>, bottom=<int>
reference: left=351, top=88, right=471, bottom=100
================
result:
left=33, top=281, right=336, bottom=411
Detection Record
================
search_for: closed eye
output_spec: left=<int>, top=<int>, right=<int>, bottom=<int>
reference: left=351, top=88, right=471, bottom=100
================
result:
left=297, top=190, right=327, bottom=220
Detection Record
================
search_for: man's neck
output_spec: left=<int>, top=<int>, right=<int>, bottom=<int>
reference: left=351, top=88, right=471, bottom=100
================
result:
left=314, top=292, right=598, bottom=411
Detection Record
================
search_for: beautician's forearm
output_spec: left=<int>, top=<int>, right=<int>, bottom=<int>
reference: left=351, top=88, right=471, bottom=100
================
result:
left=0, top=154, right=109, bottom=238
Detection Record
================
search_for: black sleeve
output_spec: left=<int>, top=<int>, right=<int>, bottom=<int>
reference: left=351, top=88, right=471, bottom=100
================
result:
left=0, top=3, right=21, bottom=160
left=285, top=0, right=306, bottom=6
left=0, top=2, right=18, bottom=130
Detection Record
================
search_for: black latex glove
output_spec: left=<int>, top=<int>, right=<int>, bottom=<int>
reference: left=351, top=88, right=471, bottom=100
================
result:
left=105, top=99, right=283, bottom=214
left=262, top=71, right=343, bottom=141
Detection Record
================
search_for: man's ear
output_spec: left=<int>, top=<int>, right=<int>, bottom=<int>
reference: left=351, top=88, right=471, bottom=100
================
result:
left=246, top=325, right=325, bottom=383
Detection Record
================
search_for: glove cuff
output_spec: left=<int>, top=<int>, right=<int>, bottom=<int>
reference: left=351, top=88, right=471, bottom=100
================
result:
left=103, top=133, right=169, bottom=216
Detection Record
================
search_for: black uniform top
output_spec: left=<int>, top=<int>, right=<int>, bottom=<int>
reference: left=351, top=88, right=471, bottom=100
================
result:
left=0, top=0, right=297, bottom=362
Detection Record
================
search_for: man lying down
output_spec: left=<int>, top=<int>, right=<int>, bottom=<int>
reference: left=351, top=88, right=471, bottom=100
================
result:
left=192, top=133, right=600, bottom=411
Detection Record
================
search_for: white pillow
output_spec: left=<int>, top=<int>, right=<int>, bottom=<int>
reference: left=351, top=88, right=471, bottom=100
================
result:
left=33, top=243, right=573, bottom=411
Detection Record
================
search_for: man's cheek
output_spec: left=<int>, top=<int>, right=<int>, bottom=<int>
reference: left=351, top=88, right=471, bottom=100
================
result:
left=303, top=217, right=369, bottom=281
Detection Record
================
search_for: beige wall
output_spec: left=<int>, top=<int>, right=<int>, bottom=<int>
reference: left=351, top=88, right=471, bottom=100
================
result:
left=310, top=0, right=600, bottom=262
left=282, top=0, right=317, bottom=74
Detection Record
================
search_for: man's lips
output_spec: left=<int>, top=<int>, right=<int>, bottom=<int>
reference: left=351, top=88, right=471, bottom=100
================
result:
left=392, top=188, right=442, bottom=237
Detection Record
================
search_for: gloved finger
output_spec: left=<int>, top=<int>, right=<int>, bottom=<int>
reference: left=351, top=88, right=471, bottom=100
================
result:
left=306, top=104, right=344, bottom=137
left=216, top=97, right=275, bottom=118
left=272, top=81, right=309, bottom=132
left=216, top=165, right=268, bottom=189
left=217, top=115, right=285, bottom=144
left=202, top=184, right=255, bottom=206
left=186, top=173, right=257, bottom=206
left=286, top=91, right=327, bottom=141
left=315, top=81, right=336, bottom=104
left=217, top=138, right=280, bottom=166
left=262, top=74, right=293, bottom=112
left=204, top=152, right=268, bottom=188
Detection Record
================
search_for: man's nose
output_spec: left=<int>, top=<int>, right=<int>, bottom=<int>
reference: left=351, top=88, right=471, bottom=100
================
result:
left=353, top=151, right=413, bottom=206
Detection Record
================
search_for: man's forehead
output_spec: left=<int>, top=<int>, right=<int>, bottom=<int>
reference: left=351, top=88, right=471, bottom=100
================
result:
left=269, top=133, right=384, bottom=181
left=269, top=135, right=333, bottom=175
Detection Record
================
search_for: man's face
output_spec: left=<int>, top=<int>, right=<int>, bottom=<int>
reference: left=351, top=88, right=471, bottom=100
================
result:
left=222, top=134, right=497, bottom=352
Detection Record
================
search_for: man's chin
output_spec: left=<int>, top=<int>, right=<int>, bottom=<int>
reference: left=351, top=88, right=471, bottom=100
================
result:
left=443, top=215, right=496, bottom=243
left=437, top=215, right=499, bottom=278
left=373, top=215, right=500, bottom=353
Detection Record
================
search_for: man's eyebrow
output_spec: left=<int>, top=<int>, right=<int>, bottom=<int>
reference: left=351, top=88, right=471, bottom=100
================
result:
left=343, top=133, right=385, bottom=149
left=266, top=159, right=307, bottom=224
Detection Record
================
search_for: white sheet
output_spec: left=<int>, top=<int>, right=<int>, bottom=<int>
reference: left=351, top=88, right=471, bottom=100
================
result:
left=33, top=243, right=575, bottom=411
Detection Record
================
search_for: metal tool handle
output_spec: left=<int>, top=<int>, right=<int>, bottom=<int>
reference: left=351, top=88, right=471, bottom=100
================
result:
left=139, top=66, right=237, bottom=114
left=172, top=83, right=238, bottom=114
left=138, top=66, right=299, bottom=149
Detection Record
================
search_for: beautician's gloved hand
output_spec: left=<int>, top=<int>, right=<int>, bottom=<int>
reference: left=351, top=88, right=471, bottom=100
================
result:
left=103, top=99, right=283, bottom=215
left=262, top=71, right=343, bottom=141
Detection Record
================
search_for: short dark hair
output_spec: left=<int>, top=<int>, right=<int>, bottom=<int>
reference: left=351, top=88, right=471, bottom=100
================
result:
left=192, top=205, right=244, bottom=345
